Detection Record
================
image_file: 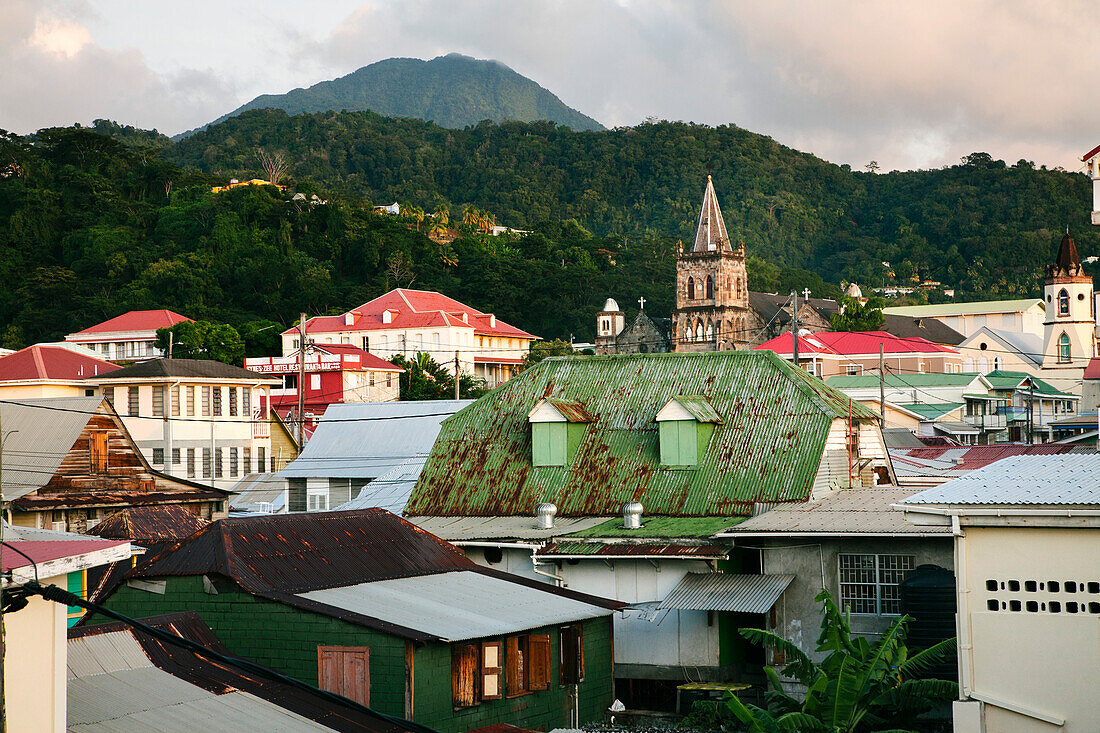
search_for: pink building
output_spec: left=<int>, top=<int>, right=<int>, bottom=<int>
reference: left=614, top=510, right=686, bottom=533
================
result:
left=755, top=331, right=963, bottom=378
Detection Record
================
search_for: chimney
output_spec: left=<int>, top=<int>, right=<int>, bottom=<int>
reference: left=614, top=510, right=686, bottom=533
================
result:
left=536, top=502, right=557, bottom=530
left=621, top=501, right=643, bottom=530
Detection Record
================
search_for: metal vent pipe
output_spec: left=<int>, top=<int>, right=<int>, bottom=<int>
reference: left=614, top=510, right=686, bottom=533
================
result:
left=536, top=502, right=557, bottom=530
left=622, top=501, right=644, bottom=530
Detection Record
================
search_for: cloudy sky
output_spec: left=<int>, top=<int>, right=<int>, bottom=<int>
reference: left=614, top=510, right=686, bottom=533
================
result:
left=2, top=0, right=1095, bottom=171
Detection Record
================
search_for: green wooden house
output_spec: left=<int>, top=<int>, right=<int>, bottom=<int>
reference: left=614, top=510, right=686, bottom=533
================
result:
left=98, top=509, right=620, bottom=732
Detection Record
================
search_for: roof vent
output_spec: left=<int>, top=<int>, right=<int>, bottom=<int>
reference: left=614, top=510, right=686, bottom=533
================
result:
left=622, top=501, right=643, bottom=530
left=489, top=314, right=496, bottom=328
left=536, top=502, right=557, bottom=530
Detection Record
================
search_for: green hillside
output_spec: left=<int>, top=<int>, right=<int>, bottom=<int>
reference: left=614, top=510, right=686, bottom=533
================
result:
left=177, top=54, right=603, bottom=139
left=172, top=108, right=1097, bottom=296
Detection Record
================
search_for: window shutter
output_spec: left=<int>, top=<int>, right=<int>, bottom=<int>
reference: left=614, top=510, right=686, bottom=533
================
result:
left=317, top=646, right=370, bottom=706
left=528, top=634, right=551, bottom=691
left=505, top=636, right=528, bottom=697
left=481, top=641, right=502, bottom=700
left=559, top=625, right=584, bottom=684
left=678, top=421, right=697, bottom=464
left=452, top=644, right=479, bottom=707
left=89, top=431, right=108, bottom=473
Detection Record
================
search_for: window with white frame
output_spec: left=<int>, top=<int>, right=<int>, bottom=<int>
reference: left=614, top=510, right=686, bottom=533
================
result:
left=838, top=554, right=914, bottom=615
left=307, top=490, right=329, bottom=512
left=845, top=363, right=863, bottom=376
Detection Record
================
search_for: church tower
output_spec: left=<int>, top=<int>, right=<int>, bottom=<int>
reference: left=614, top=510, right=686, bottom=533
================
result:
left=1041, top=231, right=1095, bottom=369
left=672, top=176, right=751, bottom=352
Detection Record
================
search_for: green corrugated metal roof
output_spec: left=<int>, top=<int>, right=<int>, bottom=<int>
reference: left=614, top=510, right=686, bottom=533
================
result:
left=567, top=516, right=745, bottom=539
left=668, top=396, right=723, bottom=423
left=984, top=370, right=1077, bottom=398
left=408, top=350, right=879, bottom=518
left=826, top=373, right=982, bottom=389
left=894, top=402, right=964, bottom=420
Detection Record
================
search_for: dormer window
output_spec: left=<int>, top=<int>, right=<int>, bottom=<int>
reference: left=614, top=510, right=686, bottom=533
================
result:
left=382, top=309, right=396, bottom=324
left=528, top=399, right=594, bottom=467
left=656, top=396, right=722, bottom=467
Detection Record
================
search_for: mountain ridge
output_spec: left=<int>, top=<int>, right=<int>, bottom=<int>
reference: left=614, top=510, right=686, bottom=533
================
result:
left=175, top=53, right=604, bottom=139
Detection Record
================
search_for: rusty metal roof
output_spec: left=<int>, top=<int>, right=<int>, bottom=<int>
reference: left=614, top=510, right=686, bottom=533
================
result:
left=666, top=396, right=722, bottom=423
left=537, top=541, right=727, bottom=558
left=88, top=505, right=209, bottom=543
left=545, top=398, right=596, bottom=423
left=656, top=572, right=794, bottom=613
left=408, top=351, right=877, bottom=517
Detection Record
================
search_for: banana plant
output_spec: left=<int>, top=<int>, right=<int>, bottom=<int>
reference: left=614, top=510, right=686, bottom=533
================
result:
left=726, top=590, right=957, bottom=733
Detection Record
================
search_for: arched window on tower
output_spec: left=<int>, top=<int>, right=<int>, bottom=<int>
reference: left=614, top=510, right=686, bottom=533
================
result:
left=705, top=276, right=714, bottom=299
left=694, top=321, right=703, bottom=342
left=705, top=320, right=714, bottom=341
left=687, top=277, right=695, bottom=300
left=1058, top=289, right=1070, bottom=316
left=1059, top=333, right=1071, bottom=362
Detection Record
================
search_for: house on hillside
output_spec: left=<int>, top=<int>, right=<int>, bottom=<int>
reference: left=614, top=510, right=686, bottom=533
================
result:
left=404, top=350, right=895, bottom=707
left=245, top=343, right=404, bottom=440
left=1, top=397, right=228, bottom=533
left=283, top=288, right=537, bottom=388
left=3, top=526, right=135, bottom=732
left=716, top=489, right=954, bottom=692
left=0, top=343, right=119, bottom=397
left=65, top=309, right=193, bottom=362
left=755, top=330, right=963, bottom=379
left=86, top=358, right=281, bottom=490
left=99, top=509, right=619, bottom=733
left=69, top=613, right=416, bottom=732
left=898, top=455, right=1100, bottom=733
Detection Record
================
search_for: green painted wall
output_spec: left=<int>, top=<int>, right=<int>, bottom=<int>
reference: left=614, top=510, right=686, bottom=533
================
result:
left=101, top=578, right=614, bottom=731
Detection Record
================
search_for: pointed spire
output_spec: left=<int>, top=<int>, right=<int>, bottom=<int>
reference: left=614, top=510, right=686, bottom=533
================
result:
left=689, top=176, right=730, bottom=253
left=1053, top=230, right=1082, bottom=275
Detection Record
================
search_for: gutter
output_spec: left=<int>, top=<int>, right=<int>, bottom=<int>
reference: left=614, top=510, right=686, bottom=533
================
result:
left=721, top=531, right=952, bottom=539
left=892, top=503, right=1100, bottom=519
left=448, top=540, right=565, bottom=585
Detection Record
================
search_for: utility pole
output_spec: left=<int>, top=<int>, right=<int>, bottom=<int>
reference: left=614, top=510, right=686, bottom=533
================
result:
left=790, top=290, right=799, bottom=368
left=1026, top=386, right=1033, bottom=445
left=454, top=350, right=460, bottom=400
left=168, top=331, right=174, bottom=359
left=879, top=344, right=886, bottom=429
left=297, top=313, right=306, bottom=448
left=0, top=408, right=5, bottom=733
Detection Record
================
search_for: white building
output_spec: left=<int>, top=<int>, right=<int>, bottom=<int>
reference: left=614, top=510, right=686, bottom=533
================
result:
left=87, top=358, right=280, bottom=491
left=282, top=288, right=537, bottom=388
left=65, top=309, right=193, bottom=362
left=898, top=455, right=1100, bottom=733
left=883, top=300, right=1045, bottom=341
left=1083, top=143, right=1100, bottom=225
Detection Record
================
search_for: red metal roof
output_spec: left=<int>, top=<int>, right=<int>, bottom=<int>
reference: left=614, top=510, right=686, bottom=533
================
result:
left=1084, top=357, right=1100, bottom=380
left=473, top=356, right=526, bottom=364
left=0, top=344, right=119, bottom=382
left=1082, top=143, right=1100, bottom=162
left=71, top=309, right=192, bottom=335
left=286, top=289, right=536, bottom=340
left=755, top=330, right=957, bottom=356
left=1, top=538, right=129, bottom=572
left=901, top=444, right=1078, bottom=469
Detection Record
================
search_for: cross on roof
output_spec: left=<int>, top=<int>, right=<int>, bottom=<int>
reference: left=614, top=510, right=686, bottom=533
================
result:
left=802, top=288, right=812, bottom=301
left=638, top=296, right=646, bottom=310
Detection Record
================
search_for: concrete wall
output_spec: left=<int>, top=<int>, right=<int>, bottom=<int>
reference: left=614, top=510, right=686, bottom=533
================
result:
left=757, top=537, right=952, bottom=664
left=6, top=573, right=67, bottom=733
left=957, top=525, right=1100, bottom=733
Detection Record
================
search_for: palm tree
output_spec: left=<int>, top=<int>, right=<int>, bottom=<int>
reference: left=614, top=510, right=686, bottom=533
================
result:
left=727, top=590, right=957, bottom=733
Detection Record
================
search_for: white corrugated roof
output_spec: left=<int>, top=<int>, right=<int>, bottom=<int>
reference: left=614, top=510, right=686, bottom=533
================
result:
left=334, top=455, right=427, bottom=514
left=67, top=630, right=332, bottom=731
left=279, top=400, right=472, bottom=479
left=0, top=396, right=103, bottom=500
left=657, top=573, right=794, bottom=613
left=719, top=489, right=952, bottom=536
left=297, top=570, right=613, bottom=641
left=902, top=455, right=1100, bottom=505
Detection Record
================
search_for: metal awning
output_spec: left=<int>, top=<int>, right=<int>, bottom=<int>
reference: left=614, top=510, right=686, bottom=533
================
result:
left=934, top=421, right=980, bottom=436
left=656, top=572, right=794, bottom=614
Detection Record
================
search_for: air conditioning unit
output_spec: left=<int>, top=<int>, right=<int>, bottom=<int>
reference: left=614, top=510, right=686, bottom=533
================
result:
left=51, top=521, right=67, bottom=532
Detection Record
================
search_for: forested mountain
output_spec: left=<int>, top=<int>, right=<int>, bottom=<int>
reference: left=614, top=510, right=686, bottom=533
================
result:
left=177, top=54, right=603, bottom=139
left=173, top=108, right=1097, bottom=297
left=0, top=111, right=1095, bottom=351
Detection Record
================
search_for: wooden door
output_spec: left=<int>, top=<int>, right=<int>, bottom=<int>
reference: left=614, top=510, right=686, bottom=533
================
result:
left=318, top=646, right=370, bottom=706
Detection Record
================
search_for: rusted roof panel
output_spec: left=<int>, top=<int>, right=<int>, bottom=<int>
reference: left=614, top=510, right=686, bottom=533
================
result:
left=545, top=398, right=596, bottom=423
left=88, top=505, right=209, bottom=543
left=129, top=509, right=473, bottom=595
left=537, top=542, right=727, bottom=558
left=408, top=351, right=877, bottom=517
left=670, top=396, right=722, bottom=423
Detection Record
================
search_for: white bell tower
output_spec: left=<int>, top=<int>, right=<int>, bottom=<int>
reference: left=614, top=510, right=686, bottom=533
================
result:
left=595, top=298, right=625, bottom=355
left=1042, top=232, right=1095, bottom=369
left=1083, top=144, right=1100, bottom=225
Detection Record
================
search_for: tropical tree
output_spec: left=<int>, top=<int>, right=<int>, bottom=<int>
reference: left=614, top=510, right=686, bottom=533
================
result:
left=519, top=338, right=576, bottom=371
left=154, top=321, right=245, bottom=365
left=830, top=296, right=886, bottom=332
left=726, top=589, right=957, bottom=733
left=387, top=352, right=487, bottom=401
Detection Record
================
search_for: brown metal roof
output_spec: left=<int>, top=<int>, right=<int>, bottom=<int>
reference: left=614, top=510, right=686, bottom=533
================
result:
left=70, top=612, right=418, bottom=732
left=89, top=505, right=209, bottom=542
left=537, top=541, right=727, bottom=558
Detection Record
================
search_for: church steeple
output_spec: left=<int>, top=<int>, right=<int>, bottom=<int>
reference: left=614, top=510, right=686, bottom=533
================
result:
left=1048, top=230, right=1084, bottom=280
left=689, top=175, right=730, bottom=252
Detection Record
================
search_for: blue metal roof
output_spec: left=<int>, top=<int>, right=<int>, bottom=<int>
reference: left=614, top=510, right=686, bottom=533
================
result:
left=902, top=455, right=1100, bottom=506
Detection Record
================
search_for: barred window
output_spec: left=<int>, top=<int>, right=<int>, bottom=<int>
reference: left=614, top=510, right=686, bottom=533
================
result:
left=212, top=388, right=222, bottom=417
left=186, top=386, right=195, bottom=416
left=215, top=448, right=224, bottom=478
left=202, top=448, right=211, bottom=478
left=839, top=554, right=914, bottom=615
left=152, top=448, right=164, bottom=465
left=230, top=447, right=238, bottom=477
left=242, top=447, right=251, bottom=474
left=201, top=386, right=211, bottom=416
left=171, top=448, right=180, bottom=465
left=242, top=387, right=251, bottom=415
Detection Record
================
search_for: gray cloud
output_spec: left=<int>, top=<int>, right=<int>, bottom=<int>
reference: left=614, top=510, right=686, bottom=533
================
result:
left=2, top=0, right=1095, bottom=170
